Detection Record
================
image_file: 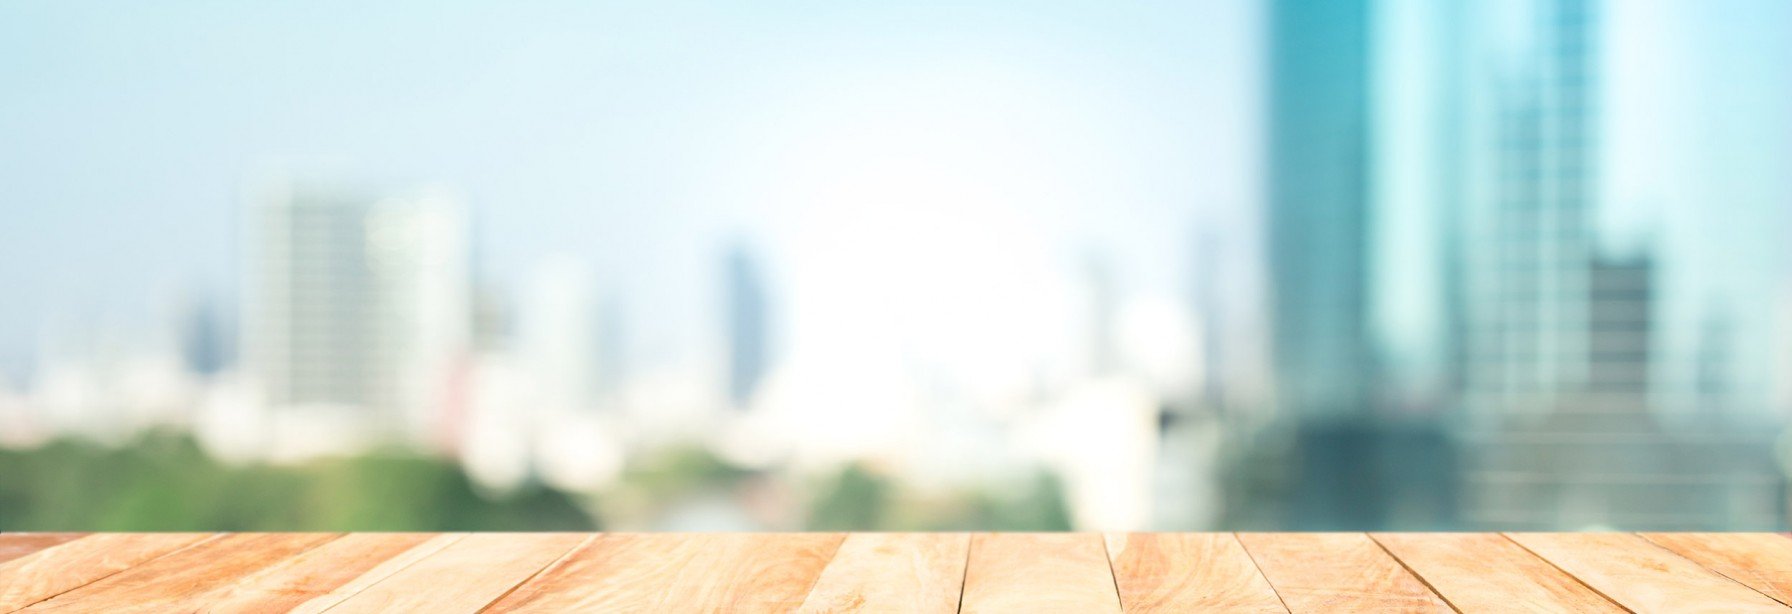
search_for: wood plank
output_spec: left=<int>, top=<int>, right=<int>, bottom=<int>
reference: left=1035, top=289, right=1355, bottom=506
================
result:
left=1640, top=533, right=1792, bottom=606
left=0, top=533, right=212, bottom=611
left=1372, top=532, right=1620, bottom=612
left=483, top=534, right=698, bottom=612
left=175, top=533, right=453, bottom=613
left=1507, top=532, right=1787, bottom=612
left=325, top=533, right=590, bottom=613
left=0, top=534, right=88, bottom=567
left=1236, top=532, right=1450, bottom=613
left=1104, top=533, right=1286, bottom=613
left=21, top=533, right=336, bottom=613
left=17, top=531, right=1788, bottom=612
left=798, top=533, right=969, bottom=613
left=960, top=533, right=1121, bottom=613
left=286, top=534, right=465, bottom=614
left=487, top=533, right=844, bottom=613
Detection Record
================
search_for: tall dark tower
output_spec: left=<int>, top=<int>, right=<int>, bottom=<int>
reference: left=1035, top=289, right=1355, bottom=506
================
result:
left=725, top=244, right=768, bottom=409
left=1262, top=0, right=1395, bottom=530
left=1267, top=0, right=1374, bottom=423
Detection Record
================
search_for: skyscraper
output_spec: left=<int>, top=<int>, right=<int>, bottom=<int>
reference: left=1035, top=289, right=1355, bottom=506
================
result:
left=519, top=258, right=605, bottom=411
left=1266, top=0, right=1373, bottom=423
left=176, top=293, right=229, bottom=377
left=1265, top=0, right=1463, bottom=531
left=724, top=244, right=768, bottom=409
left=1458, top=0, right=1600, bottom=418
left=1454, top=0, right=1635, bottom=528
left=1250, top=0, right=1788, bottom=530
left=1451, top=0, right=1786, bottom=529
left=1085, top=253, right=1117, bottom=378
left=244, top=183, right=470, bottom=443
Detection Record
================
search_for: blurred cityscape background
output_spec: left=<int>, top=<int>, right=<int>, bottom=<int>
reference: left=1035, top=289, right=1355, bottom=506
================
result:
left=2, top=0, right=1790, bottom=531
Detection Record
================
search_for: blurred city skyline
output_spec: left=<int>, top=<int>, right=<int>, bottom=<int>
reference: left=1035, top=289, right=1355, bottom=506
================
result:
left=3, top=0, right=1791, bottom=531
left=0, top=0, right=1262, bottom=385
left=4, top=1, right=1786, bottom=387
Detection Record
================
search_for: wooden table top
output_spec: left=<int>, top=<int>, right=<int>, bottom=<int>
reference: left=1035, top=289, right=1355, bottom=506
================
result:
left=1, top=532, right=1789, bottom=612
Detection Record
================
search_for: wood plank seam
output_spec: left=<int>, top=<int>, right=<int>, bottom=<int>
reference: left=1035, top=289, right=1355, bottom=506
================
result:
left=1643, top=533, right=1792, bottom=607
left=797, top=534, right=849, bottom=610
left=196, top=534, right=456, bottom=613
left=312, top=534, right=471, bottom=613
left=961, top=533, right=1124, bottom=612
left=703, top=533, right=844, bottom=611
left=211, top=532, right=351, bottom=596
left=0, top=534, right=89, bottom=567
left=1495, top=533, right=1636, bottom=614
left=954, top=533, right=973, bottom=613
left=1230, top=532, right=1294, bottom=614
left=473, top=534, right=598, bottom=613
left=798, top=533, right=958, bottom=612
left=5, top=533, right=225, bottom=612
left=1365, top=534, right=1464, bottom=614
left=28, top=533, right=349, bottom=612
left=294, top=534, right=467, bottom=614
left=1097, top=533, right=1125, bottom=610
left=18, top=533, right=1792, bottom=611
left=1633, top=533, right=1792, bottom=608
left=326, top=534, right=591, bottom=612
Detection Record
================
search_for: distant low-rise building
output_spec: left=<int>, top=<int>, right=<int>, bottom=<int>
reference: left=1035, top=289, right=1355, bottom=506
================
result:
left=244, top=182, right=470, bottom=450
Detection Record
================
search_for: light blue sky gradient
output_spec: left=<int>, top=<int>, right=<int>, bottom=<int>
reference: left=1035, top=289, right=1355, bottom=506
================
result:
left=1, top=0, right=1787, bottom=384
left=0, top=0, right=1262, bottom=377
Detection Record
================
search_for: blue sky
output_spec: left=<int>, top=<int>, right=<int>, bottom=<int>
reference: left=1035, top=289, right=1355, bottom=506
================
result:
left=0, top=0, right=1261, bottom=378
left=2, top=0, right=1787, bottom=386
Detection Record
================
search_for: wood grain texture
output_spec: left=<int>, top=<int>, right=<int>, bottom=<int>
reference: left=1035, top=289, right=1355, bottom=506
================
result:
left=176, top=532, right=448, bottom=613
left=1640, top=533, right=1792, bottom=606
left=0, top=534, right=88, bottom=567
left=1236, top=532, right=1450, bottom=613
left=960, top=533, right=1121, bottom=613
left=325, top=532, right=589, bottom=613
left=286, top=533, right=464, bottom=614
left=1104, top=533, right=1285, bottom=613
left=1372, top=532, right=1620, bottom=612
left=21, top=533, right=334, bottom=613
left=483, top=534, right=694, bottom=612
left=0, top=533, right=211, bottom=611
left=9, top=531, right=1791, bottom=611
left=1508, top=532, right=1787, bottom=613
left=798, top=533, right=969, bottom=613
left=488, top=533, right=844, bottom=613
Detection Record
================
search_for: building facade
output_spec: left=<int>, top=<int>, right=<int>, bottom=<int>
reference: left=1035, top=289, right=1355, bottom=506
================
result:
left=245, top=183, right=470, bottom=444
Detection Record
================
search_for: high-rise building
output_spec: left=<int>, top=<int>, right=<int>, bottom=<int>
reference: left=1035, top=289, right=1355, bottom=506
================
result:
left=1464, top=250, right=1784, bottom=529
left=519, top=258, right=606, bottom=411
left=1191, top=228, right=1227, bottom=410
left=1264, top=0, right=1467, bottom=531
left=1085, top=253, right=1118, bottom=378
left=1457, top=0, right=1599, bottom=418
left=176, top=293, right=229, bottom=376
left=1453, top=0, right=1653, bottom=528
left=1586, top=256, right=1652, bottom=405
left=1253, top=0, right=1789, bottom=530
left=1450, top=0, right=1786, bottom=529
left=724, top=244, right=768, bottom=409
left=244, top=183, right=470, bottom=443
left=1266, top=0, right=1373, bottom=423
